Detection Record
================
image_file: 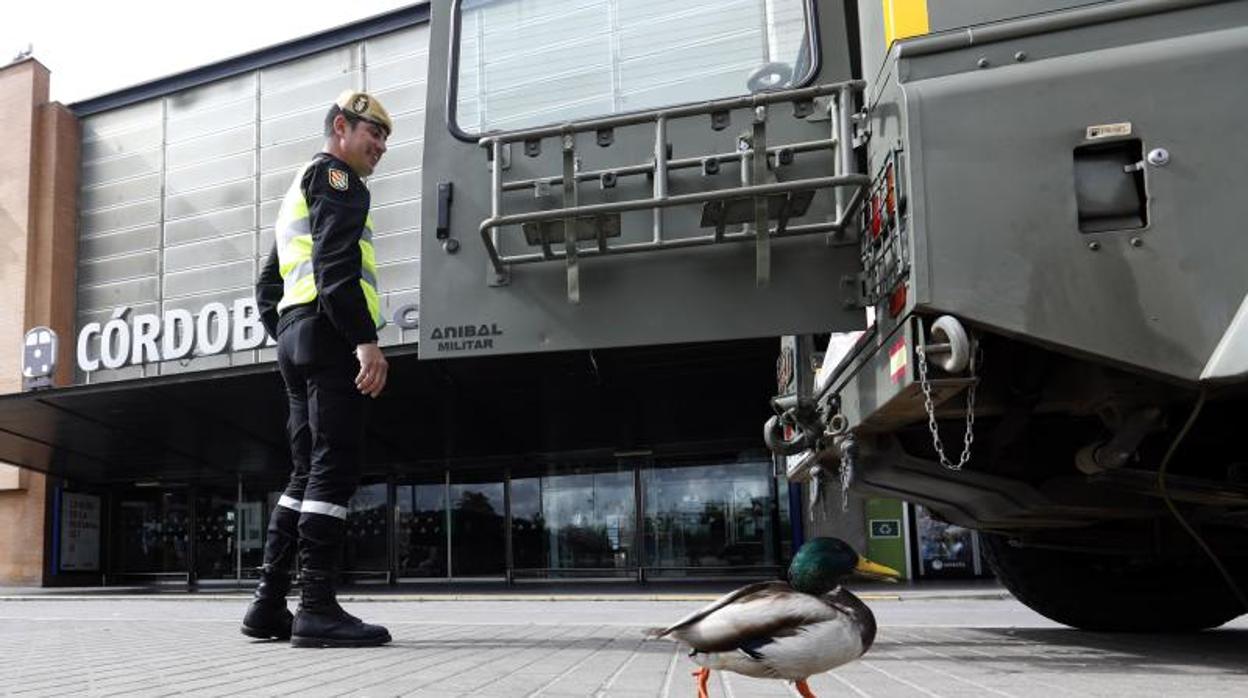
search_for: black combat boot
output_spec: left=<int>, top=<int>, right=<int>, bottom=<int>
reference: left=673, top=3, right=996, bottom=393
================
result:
left=290, top=570, right=391, bottom=648
left=240, top=564, right=294, bottom=640
left=241, top=503, right=300, bottom=640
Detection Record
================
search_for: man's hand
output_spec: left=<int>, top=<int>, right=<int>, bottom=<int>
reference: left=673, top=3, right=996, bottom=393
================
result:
left=355, top=342, right=388, bottom=398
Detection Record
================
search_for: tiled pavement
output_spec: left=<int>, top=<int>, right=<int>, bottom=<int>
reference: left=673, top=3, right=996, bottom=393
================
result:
left=0, top=595, right=1243, bottom=696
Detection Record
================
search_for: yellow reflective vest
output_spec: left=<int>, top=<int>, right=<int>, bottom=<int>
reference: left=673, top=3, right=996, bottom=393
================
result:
left=274, top=159, right=383, bottom=333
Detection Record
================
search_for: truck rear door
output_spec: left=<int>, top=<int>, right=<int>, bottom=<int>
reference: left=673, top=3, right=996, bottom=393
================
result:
left=418, top=0, right=867, bottom=359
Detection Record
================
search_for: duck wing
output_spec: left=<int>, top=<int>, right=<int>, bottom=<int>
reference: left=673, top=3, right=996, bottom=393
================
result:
left=824, top=586, right=878, bottom=651
left=726, top=605, right=871, bottom=680
left=655, top=582, right=842, bottom=653
left=651, top=581, right=790, bottom=638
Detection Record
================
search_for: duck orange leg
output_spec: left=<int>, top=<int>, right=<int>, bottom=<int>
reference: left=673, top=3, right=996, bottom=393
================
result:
left=691, top=668, right=711, bottom=698
left=794, top=678, right=818, bottom=698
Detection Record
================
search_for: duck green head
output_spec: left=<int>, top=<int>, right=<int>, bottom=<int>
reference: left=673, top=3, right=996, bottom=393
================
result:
left=787, top=537, right=902, bottom=594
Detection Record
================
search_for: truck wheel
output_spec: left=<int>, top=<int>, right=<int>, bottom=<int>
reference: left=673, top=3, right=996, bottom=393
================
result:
left=980, top=533, right=1245, bottom=631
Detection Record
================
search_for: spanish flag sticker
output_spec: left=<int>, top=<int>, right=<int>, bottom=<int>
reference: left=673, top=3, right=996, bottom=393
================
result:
left=889, top=339, right=908, bottom=383
left=328, top=168, right=349, bottom=191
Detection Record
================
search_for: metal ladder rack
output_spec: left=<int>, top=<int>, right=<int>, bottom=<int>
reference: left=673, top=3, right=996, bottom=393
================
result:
left=477, top=80, right=869, bottom=303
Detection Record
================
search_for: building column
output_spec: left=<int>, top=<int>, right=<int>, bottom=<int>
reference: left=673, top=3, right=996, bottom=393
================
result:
left=0, top=57, right=81, bottom=585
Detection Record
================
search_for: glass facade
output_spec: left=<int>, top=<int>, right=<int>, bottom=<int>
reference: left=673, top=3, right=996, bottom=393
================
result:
left=75, top=23, right=429, bottom=385
left=103, top=452, right=785, bottom=583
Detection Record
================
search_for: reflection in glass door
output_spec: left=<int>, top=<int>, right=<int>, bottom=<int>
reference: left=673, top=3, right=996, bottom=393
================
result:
left=510, top=477, right=546, bottom=569
left=195, top=491, right=237, bottom=580
left=397, top=479, right=448, bottom=577
left=344, top=483, right=389, bottom=574
left=643, top=459, right=776, bottom=572
left=236, top=489, right=281, bottom=577
left=450, top=475, right=505, bottom=577
left=115, top=490, right=191, bottom=575
left=513, top=468, right=635, bottom=575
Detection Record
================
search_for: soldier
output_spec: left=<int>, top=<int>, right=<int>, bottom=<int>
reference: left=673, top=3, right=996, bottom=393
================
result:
left=243, top=89, right=392, bottom=647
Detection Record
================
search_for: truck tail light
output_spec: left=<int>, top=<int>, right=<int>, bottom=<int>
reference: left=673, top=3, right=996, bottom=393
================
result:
left=888, top=283, right=908, bottom=318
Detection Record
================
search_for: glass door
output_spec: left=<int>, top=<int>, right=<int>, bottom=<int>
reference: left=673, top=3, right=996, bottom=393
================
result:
left=343, top=483, right=390, bottom=575
left=114, top=489, right=191, bottom=577
left=512, top=463, right=635, bottom=576
left=643, top=458, right=777, bottom=574
left=236, top=487, right=283, bottom=578
left=510, top=475, right=546, bottom=570
left=449, top=471, right=505, bottom=578
left=194, top=489, right=238, bottom=580
left=396, top=476, right=448, bottom=578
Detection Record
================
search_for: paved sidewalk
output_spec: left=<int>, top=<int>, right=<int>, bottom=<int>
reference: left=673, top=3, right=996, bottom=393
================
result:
left=0, top=579, right=1010, bottom=602
left=0, top=592, right=1242, bottom=696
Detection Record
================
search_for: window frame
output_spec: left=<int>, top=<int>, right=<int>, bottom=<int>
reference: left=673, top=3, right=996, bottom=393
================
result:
left=445, top=0, right=824, bottom=142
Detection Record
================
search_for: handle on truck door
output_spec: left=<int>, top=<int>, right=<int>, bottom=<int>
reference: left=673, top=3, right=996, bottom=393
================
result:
left=436, top=181, right=454, bottom=240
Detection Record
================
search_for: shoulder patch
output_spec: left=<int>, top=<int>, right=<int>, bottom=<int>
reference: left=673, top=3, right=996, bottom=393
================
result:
left=328, top=168, right=349, bottom=191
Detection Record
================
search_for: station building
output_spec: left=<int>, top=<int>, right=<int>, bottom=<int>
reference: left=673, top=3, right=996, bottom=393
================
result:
left=0, top=2, right=984, bottom=587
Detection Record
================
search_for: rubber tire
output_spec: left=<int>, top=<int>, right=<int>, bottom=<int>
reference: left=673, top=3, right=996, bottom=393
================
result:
left=981, top=533, right=1245, bottom=632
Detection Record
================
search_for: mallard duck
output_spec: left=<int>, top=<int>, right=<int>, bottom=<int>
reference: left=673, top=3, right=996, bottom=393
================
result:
left=649, top=537, right=900, bottom=698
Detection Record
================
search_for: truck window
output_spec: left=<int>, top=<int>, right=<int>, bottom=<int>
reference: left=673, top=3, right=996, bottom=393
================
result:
left=451, top=0, right=818, bottom=136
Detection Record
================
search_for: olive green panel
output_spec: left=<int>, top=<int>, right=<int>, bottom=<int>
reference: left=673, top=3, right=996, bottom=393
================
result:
left=899, top=1, right=1248, bottom=381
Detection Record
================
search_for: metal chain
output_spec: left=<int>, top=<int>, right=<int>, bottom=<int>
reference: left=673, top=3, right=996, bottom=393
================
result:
left=838, top=446, right=854, bottom=512
left=810, top=465, right=824, bottom=510
left=915, top=339, right=979, bottom=471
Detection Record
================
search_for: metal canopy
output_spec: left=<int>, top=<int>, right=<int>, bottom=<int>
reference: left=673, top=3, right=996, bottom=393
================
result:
left=0, top=340, right=778, bottom=486
left=0, top=364, right=293, bottom=485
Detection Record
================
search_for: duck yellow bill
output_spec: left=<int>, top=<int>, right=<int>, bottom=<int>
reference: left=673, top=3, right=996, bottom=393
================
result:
left=854, top=557, right=902, bottom=582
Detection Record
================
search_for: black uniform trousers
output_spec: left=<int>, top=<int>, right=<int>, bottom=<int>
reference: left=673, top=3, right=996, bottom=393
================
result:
left=262, top=312, right=366, bottom=576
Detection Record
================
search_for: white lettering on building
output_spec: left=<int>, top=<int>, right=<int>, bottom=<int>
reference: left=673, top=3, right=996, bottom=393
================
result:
left=76, top=299, right=418, bottom=373
left=75, top=298, right=278, bottom=372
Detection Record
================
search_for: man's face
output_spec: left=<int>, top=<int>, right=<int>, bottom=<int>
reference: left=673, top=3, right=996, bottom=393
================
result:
left=334, top=115, right=388, bottom=177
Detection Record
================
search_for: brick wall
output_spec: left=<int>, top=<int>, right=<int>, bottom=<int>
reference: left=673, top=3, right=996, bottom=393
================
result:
left=0, top=58, right=80, bottom=585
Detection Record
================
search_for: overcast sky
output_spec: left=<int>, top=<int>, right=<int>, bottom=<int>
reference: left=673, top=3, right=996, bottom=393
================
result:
left=2, top=0, right=416, bottom=104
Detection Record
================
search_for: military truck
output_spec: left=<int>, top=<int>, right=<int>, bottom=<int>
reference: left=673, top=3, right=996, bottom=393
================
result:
left=418, top=0, right=1248, bottom=630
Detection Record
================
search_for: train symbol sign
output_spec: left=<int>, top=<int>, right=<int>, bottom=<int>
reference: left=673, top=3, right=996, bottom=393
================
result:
left=22, top=327, right=57, bottom=390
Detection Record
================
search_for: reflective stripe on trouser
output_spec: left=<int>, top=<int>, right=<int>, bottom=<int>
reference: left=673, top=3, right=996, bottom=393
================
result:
left=275, top=314, right=367, bottom=574
left=301, top=500, right=348, bottom=518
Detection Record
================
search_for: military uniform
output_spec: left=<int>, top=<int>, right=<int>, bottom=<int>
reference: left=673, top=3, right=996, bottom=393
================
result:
left=243, top=90, right=392, bottom=647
